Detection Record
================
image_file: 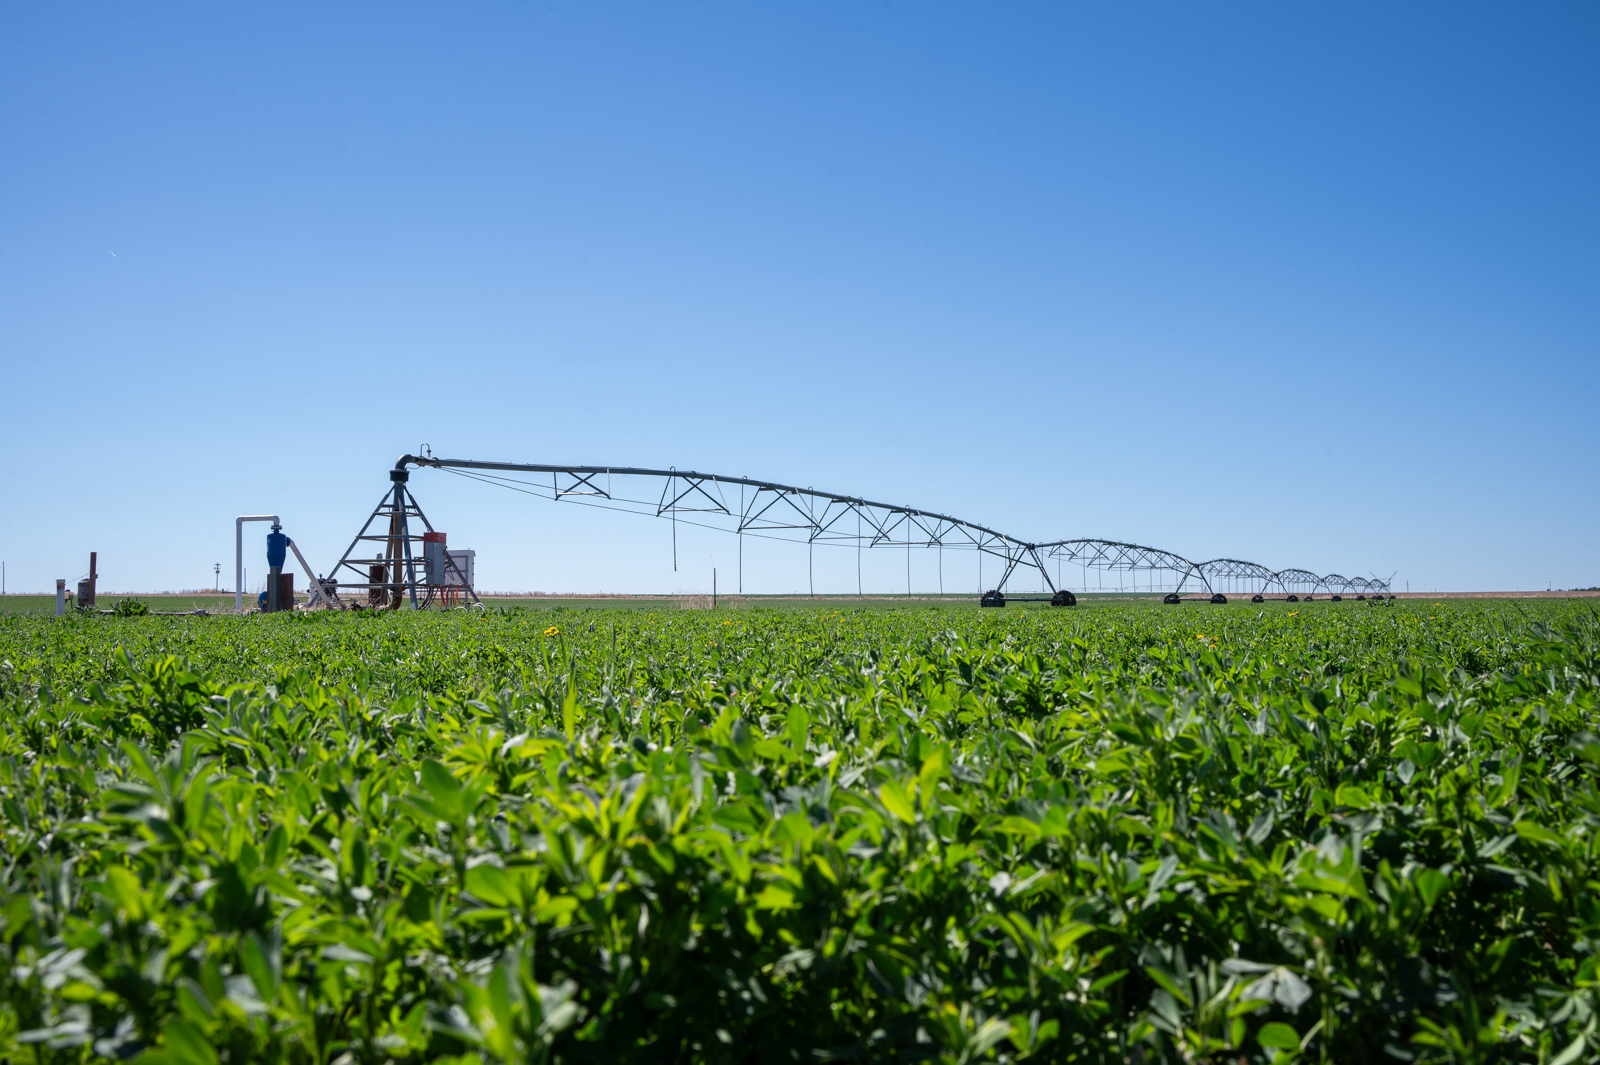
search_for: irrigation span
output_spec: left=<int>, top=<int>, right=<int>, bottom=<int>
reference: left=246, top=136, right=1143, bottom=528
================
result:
left=327, top=453, right=1393, bottom=607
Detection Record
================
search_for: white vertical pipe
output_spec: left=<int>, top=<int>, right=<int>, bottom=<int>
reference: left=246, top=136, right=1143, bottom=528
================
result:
left=235, top=515, right=279, bottom=613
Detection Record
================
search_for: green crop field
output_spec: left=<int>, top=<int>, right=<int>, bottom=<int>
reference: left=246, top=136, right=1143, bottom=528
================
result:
left=0, top=593, right=1173, bottom=618
left=1, top=599, right=1597, bottom=1064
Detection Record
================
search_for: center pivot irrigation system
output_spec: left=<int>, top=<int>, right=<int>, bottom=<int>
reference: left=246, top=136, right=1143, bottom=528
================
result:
left=312, top=452, right=1393, bottom=609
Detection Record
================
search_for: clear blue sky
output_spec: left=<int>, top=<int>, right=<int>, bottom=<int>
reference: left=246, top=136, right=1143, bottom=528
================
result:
left=2, top=3, right=1595, bottom=596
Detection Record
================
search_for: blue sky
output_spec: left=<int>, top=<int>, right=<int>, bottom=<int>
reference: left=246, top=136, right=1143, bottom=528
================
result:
left=2, top=2, right=1595, bottom=596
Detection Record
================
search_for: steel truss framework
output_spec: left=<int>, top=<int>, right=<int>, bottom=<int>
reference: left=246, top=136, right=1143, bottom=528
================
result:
left=329, top=454, right=1391, bottom=605
left=325, top=472, right=482, bottom=609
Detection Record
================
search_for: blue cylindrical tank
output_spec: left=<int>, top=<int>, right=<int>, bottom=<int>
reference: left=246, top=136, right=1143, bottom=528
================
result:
left=266, top=528, right=288, bottom=568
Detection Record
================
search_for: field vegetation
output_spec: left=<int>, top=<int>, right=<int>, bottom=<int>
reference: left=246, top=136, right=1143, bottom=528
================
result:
left=1, top=599, right=1597, bottom=1064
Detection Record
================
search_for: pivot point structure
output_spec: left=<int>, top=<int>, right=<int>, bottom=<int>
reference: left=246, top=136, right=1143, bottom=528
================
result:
left=325, top=464, right=480, bottom=609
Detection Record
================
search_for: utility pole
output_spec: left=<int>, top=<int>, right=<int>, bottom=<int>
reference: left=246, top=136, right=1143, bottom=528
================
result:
left=214, top=562, right=221, bottom=592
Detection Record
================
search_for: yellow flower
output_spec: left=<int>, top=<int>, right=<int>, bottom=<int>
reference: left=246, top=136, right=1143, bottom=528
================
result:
left=544, top=626, right=560, bottom=637
left=1288, top=612, right=1299, bottom=617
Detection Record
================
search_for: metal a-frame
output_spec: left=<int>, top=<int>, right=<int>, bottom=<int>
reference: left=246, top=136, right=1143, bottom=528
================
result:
left=326, top=468, right=481, bottom=608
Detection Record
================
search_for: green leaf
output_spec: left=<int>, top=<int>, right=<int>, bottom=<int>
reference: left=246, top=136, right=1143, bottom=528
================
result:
left=968, top=1017, right=1013, bottom=1058
left=918, top=748, right=946, bottom=798
left=1094, top=751, right=1132, bottom=775
left=1144, top=967, right=1192, bottom=1007
left=403, top=882, right=434, bottom=923
left=1258, top=1022, right=1300, bottom=1049
left=485, top=957, right=517, bottom=1058
left=1050, top=923, right=1094, bottom=953
left=773, top=812, right=814, bottom=847
left=457, top=907, right=513, bottom=924
left=1514, top=821, right=1563, bottom=847
left=730, top=718, right=757, bottom=763
left=1293, top=871, right=1358, bottom=896
left=754, top=881, right=802, bottom=910
left=175, top=978, right=214, bottom=1023
left=535, top=896, right=580, bottom=924
left=786, top=705, right=809, bottom=752
left=1113, top=815, right=1153, bottom=837
left=240, top=930, right=281, bottom=1000
left=999, top=815, right=1042, bottom=837
left=1334, top=784, right=1373, bottom=809
left=1413, top=868, right=1450, bottom=908
left=879, top=779, right=917, bottom=824
left=261, top=823, right=288, bottom=868
left=159, top=1020, right=219, bottom=1065
left=1088, top=970, right=1128, bottom=993
left=419, top=759, right=464, bottom=819
left=1569, top=732, right=1600, bottom=763
left=99, top=866, right=146, bottom=919
left=711, top=802, right=765, bottom=836
left=1551, top=1034, right=1589, bottom=1065
left=466, top=864, right=516, bottom=907
left=646, top=842, right=676, bottom=875
left=562, top=679, right=579, bottom=742
left=753, top=738, right=790, bottom=761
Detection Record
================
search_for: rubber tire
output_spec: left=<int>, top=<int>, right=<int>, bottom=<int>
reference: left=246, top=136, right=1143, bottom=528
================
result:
left=1250, top=594, right=1264, bottom=604
left=1162, top=592, right=1182, bottom=605
left=1286, top=595, right=1299, bottom=603
left=1210, top=593, right=1228, bottom=605
left=1050, top=589, right=1077, bottom=607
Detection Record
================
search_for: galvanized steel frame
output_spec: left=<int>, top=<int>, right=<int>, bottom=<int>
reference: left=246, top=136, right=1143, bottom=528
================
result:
left=326, top=476, right=482, bottom=608
left=372, top=454, right=1389, bottom=600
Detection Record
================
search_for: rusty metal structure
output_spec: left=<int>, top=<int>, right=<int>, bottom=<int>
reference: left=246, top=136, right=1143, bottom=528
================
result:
left=325, top=452, right=1393, bottom=607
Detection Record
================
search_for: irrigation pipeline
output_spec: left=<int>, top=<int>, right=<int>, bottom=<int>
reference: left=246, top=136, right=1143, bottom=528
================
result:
left=362, top=453, right=1391, bottom=602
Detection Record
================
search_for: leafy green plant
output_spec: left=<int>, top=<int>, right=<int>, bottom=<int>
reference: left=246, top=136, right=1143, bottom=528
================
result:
left=110, top=598, right=150, bottom=617
left=0, top=600, right=1596, bottom=1062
